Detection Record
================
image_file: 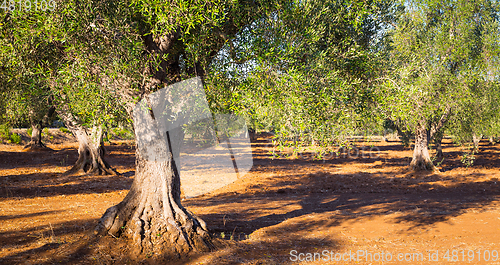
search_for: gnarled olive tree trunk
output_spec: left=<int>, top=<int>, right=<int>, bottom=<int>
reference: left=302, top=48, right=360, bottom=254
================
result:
left=433, top=130, right=444, bottom=159
left=472, top=133, right=482, bottom=152
left=24, top=121, right=46, bottom=150
left=67, top=125, right=118, bottom=175
left=95, top=110, right=212, bottom=256
left=489, top=136, right=496, bottom=145
left=410, top=123, right=434, bottom=171
left=410, top=109, right=450, bottom=171
left=93, top=25, right=221, bottom=256
left=58, top=111, right=118, bottom=175
left=24, top=106, right=56, bottom=151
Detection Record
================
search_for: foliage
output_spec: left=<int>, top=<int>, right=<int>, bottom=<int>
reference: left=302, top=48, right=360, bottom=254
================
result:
left=0, top=124, right=22, bottom=144
left=0, top=9, right=58, bottom=128
left=0, top=124, right=10, bottom=140
left=111, top=127, right=135, bottom=140
left=59, top=127, right=70, bottom=134
left=379, top=0, right=500, bottom=142
left=205, top=0, right=400, bottom=156
left=461, top=151, right=476, bottom=168
left=0, top=0, right=135, bottom=132
left=10, top=133, right=22, bottom=144
left=447, top=81, right=500, bottom=144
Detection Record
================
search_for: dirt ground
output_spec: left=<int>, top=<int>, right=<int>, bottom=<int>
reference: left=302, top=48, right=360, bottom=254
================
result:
left=0, top=129, right=499, bottom=264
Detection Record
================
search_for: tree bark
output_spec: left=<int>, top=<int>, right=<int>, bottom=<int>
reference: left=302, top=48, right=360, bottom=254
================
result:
left=58, top=110, right=118, bottom=176
left=434, top=134, right=444, bottom=159
left=489, top=136, right=495, bottom=145
left=23, top=105, right=56, bottom=151
left=95, top=112, right=212, bottom=256
left=23, top=121, right=47, bottom=150
left=65, top=125, right=118, bottom=175
left=410, top=123, right=435, bottom=171
left=472, top=133, right=482, bottom=152
left=432, top=130, right=444, bottom=159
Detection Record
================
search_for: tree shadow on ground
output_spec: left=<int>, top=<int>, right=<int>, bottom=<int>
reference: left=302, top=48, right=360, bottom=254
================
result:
left=0, top=143, right=135, bottom=170
left=184, top=137, right=500, bottom=264
left=0, top=217, right=157, bottom=265
left=191, top=171, right=499, bottom=234
left=1, top=137, right=500, bottom=264
left=0, top=143, right=136, bottom=199
left=0, top=218, right=98, bottom=265
left=183, top=167, right=499, bottom=264
left=0, top=172, right=133, bottom=199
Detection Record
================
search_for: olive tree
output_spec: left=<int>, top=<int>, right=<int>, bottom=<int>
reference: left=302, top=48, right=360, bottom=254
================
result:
left=205, top=0, right=400, bottom=156
left=380, top=0, right=500, bottom=170
left=2, top=0, right=289, bottom=256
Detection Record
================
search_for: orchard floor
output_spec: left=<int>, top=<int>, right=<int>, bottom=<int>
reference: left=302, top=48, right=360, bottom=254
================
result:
left=1, top=131, right=500, bottom=264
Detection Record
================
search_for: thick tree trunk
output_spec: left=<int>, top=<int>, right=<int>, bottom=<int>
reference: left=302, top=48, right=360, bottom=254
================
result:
left=23, top=121, right=48, bottom=150
left=58, top=110, right=118, bottom=176
left=64, top=125, right=118, bottom=175
left=410, top=124, right=434, bottom=171
left=92, top=29, right=216, bottom=256
left=95, top=87, right=213, bottom=257
left=95, top=129, right=212, bottom=256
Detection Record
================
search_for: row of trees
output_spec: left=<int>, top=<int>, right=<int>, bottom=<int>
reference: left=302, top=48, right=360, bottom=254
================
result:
left=1, top=0, right=499, bottom=257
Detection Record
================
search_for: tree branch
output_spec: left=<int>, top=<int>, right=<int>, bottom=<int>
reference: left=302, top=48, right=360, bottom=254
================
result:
left=429, top=106, right=451, bottom=140
left=215, top=29, right=254, bottom=65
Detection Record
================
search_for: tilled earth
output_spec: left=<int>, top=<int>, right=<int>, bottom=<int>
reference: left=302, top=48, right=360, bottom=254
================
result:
left=0, top=130, right=499, bottom=264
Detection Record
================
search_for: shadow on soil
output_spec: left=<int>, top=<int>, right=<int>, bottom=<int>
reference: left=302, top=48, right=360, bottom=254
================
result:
left=0, top=143, right=135, bottom=170
left=0, top=218, right=99, bottom=265
left=182, top=139, right=500, bottom=263
left=1, top=138, right=500, bottom=264
left=0, top=144, right=135, bottom=199
left=0, top=172, right=133, bottom=199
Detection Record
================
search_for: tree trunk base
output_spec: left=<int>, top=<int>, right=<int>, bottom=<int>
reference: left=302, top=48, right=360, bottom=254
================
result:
left=23, top=142, right=52, bottom=152
left=410, top=157, right=435, bottom=171
left=96, top=201, right=213, bottom=257
left=63, top=146, right=119, bottom=176
left=436, top=149, right=443, bottom=159
left=63, top=157, right=119, bottom=176
left=411, top=124, right=435, bottom=171
left=95, top=159, right=213, bottom=257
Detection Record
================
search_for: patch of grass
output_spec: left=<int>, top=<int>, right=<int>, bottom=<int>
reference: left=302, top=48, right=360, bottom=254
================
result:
left=0, top=124, right=10, bottom=139
left=461, top=151, right=476, bottom=168
left=0, top=124, right=22, bottom=144
left=10, top=133, right=22, bottom=144
left=111, top=127, right=134, bottom=140
left=41, top=127, right=51, bottom=140
left=59, top=127, right=70, bottom=134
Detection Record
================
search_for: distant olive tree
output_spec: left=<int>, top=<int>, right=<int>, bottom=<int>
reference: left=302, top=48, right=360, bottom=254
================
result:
left=379, top=0, right=500, bottom=170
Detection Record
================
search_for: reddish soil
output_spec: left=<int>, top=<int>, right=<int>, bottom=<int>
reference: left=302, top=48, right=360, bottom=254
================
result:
left=0, top=130, right=499, bottom=264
